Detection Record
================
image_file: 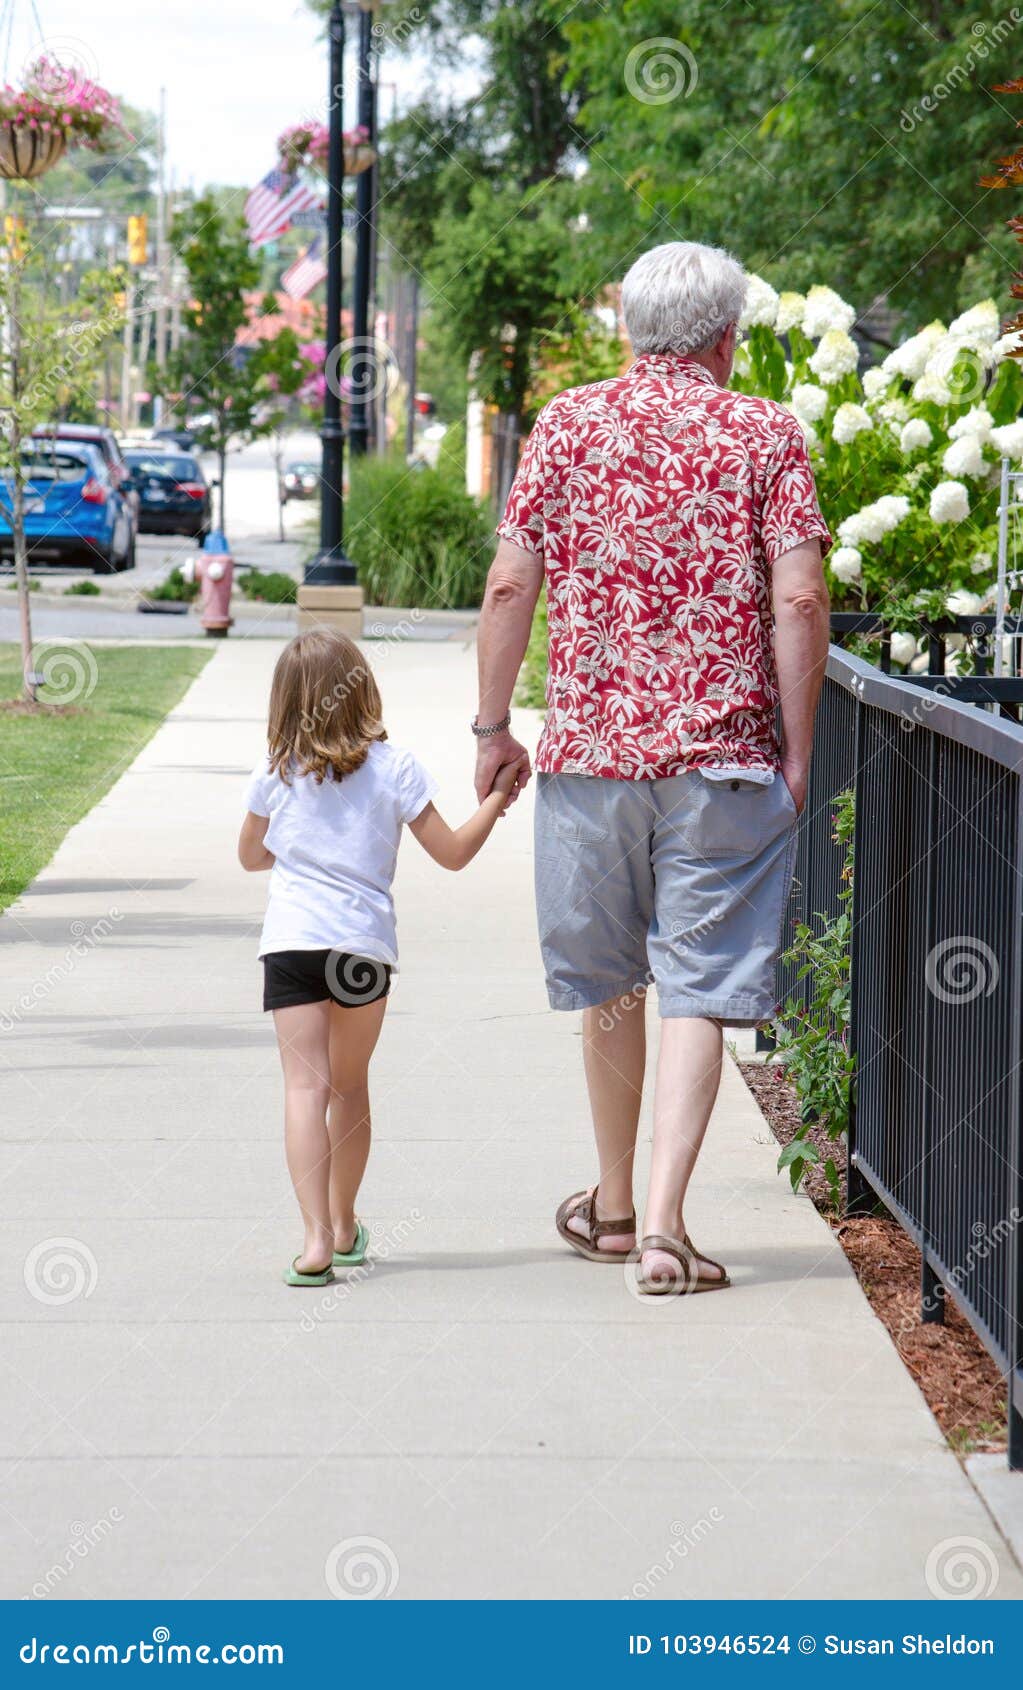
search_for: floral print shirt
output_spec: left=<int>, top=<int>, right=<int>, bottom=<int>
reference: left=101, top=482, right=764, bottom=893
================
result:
left=498, top=354, right=831, bottom=779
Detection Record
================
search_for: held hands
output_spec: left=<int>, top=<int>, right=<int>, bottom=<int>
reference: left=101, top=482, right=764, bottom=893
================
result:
left=475, top=730, right=532, bottom=810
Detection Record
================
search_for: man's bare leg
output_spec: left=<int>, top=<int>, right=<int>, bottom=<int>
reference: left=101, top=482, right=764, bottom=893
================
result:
left=566, top=993, right=646, bottom=1252
left=641, top=1016, right=725, bottom=1286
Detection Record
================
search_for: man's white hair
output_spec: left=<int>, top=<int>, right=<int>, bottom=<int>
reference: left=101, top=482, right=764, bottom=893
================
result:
left=621, top=241, right=747, bottom=356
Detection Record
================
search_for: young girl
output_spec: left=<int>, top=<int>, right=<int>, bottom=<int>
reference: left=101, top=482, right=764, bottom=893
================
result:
left=239, top=627, right=524, bottom=1286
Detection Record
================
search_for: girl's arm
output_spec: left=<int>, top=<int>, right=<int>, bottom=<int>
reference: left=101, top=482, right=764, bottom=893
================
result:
left=408, top=758, right=527, bottom=871
left=238, top=811, right=275, bottom=871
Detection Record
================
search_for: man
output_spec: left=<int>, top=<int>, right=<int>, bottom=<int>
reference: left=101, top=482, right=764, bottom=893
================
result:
left=473, top=240, right=831, bottom=1295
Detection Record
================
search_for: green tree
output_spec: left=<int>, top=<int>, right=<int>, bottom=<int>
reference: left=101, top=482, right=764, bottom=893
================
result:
left=253, top=314, right=318, bottom=542
left=158, top=195, right=262, bottom=532
left=557, top=0, right=1020, bottom=330
left=0, top=212, right=126, bottom=701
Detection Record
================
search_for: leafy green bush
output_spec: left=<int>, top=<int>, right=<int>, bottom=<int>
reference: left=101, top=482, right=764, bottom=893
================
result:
left=148, top=567, right=198, bottom=603
left=517, top=593, right=548, bottom=711
left=346, top=455, right=492, bottom=608
left=771, top=789, right=856, bottom=1207
left=237, top=569, right=297, bottom=605
left=64, top=579, right=101, bottom=596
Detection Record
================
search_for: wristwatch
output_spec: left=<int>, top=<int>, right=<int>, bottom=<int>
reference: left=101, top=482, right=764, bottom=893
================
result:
left=471, top=712, right=512, bottom=739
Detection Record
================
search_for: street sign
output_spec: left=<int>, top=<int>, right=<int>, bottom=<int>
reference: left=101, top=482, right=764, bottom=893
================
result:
left=290, top=209, right=329, bottom=230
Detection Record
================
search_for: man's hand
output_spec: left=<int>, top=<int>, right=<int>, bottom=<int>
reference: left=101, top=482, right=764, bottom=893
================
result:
left=780, top=756, right=808, bottom=816
left=475, top=730, right=532, bottom=805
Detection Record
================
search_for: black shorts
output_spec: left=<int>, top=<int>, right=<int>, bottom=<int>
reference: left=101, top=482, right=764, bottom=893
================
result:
left=263, top=949, right=392, bottom=1012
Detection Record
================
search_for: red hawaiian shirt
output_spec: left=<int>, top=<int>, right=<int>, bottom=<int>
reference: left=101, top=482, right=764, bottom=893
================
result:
left=498, top=353, right=831, bottom=779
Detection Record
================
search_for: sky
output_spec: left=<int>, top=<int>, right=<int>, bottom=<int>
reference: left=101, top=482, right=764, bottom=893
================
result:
left=4, top=0, right=478, bottom=194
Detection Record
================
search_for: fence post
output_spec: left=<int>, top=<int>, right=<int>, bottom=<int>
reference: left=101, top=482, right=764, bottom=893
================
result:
left=1009, top=775, right=1023, bottom=1468
left=845, top=684, right=873, bottom=1217
left=918, top=730, right=946, bottom=1325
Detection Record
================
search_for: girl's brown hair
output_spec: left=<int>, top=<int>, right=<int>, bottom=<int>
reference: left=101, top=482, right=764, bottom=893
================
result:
left=267, top=628, right=386, bottom=784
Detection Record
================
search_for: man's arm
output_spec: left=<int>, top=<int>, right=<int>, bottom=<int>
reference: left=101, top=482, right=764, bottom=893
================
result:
left=772, top=540, right=830, bottom=813
left=474, top=537, right=545, bottom=802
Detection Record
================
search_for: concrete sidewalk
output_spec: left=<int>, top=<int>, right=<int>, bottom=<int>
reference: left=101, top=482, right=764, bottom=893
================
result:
left=1, top=637, right=1019, bottom=1601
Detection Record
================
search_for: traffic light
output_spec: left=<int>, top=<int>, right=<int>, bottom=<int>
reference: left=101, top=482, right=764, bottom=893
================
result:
left=127, top=214, right=148, bottom=266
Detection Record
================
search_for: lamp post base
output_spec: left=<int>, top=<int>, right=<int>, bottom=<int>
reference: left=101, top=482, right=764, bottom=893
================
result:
left=296, top=581, right=365, bottom=639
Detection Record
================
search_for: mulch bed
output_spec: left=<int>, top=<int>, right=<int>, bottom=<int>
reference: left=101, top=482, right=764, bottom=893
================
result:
left=739, top=1059, right=1007, bottom=1456
left=0, top=700, right=81, bottom=717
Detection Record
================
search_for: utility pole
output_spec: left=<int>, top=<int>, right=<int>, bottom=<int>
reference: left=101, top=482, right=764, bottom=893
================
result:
left=153, top=87, right=168, bottom=425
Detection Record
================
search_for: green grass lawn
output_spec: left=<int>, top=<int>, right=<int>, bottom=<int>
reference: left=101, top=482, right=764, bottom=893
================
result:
left=0, top=642, right=213, bottom=913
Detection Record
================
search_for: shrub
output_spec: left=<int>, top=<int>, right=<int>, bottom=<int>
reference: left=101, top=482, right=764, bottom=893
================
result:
left=237, top=569, right=297, bottom=605
left=64, top=579, right=100, bottom=596
left=345, top=455, right=492, bottom=608
left=148, top=567, right=198, bottom=603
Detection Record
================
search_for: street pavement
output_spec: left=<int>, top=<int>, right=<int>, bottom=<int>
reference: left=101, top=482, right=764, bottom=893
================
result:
left=0, top=638, right=1020, bottom=1600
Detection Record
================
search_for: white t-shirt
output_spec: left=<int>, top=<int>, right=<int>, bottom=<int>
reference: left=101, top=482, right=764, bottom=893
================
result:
left=244, top=741, right=438, bottom=964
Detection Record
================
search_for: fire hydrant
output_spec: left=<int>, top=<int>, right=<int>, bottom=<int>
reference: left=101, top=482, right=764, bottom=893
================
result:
left=183, top=531, right=234, bottom=638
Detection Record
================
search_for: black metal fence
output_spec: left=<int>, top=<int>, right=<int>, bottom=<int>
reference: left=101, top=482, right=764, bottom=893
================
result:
left=780, top=646, right=1023, bottom=1468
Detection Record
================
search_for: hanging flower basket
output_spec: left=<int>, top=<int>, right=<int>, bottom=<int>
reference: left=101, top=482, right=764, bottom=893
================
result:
left=0, top=56, right=128, bottom=182
left=277, top=121, right=375, bottom=178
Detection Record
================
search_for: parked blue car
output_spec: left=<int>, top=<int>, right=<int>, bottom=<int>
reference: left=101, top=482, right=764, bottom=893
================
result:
left=0, top=440, right=134, bottom=573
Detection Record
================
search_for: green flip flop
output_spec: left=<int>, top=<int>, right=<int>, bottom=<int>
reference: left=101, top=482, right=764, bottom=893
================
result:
left=332, top=1220, right=369, bottom=1268
left=283, top=1256, right=335, bottom=1288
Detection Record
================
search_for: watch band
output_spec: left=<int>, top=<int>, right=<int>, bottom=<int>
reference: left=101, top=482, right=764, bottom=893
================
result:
left=471, top=712, right=512, bottom=739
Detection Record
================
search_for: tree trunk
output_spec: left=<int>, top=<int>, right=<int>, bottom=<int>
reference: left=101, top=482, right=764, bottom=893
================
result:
left=217, top=444, right=227, bottom=534
left=7, top=268, right=35, bottom=704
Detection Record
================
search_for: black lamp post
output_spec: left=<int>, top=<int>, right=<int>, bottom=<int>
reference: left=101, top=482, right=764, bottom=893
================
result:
left=347, top=1, right=377, bottom=458
left=306, top=0, right=357, bottom=586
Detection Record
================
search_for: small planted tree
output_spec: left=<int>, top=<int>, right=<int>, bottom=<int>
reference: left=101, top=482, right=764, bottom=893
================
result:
left=159, top=195, right=262, bottom=534
left=0, top=221, right=127, bottom=701
left=252, top=311, right=321, bottom=543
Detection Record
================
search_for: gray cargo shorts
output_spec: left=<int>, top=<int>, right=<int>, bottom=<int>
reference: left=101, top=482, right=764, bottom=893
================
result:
left=534, top=768, right=798, bottom=1026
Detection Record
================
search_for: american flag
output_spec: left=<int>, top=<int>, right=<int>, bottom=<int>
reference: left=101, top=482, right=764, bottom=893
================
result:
left=281, top=236, right=328, bottom=300
left=244, top=169, right=322, bottom=249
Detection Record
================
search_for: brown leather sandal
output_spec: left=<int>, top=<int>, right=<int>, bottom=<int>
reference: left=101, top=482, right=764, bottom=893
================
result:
left=637, top=1233, right=731, bottom=1296
left=556, top=1185, right=636, bottom=1262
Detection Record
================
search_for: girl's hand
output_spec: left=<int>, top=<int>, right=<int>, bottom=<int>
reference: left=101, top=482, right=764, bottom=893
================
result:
left=491, top=752, right=530, bottom=803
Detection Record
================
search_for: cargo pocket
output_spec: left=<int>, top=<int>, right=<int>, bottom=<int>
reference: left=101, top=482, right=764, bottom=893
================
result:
left=681, top=770, right=775, bottom=858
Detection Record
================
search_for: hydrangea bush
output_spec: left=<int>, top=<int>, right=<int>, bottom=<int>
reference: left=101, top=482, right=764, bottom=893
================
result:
left=731, top=280, right=1023, bottom=660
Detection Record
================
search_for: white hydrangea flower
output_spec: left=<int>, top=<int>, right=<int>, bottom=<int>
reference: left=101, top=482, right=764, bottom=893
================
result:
left=941, top=434, right=986, bottom=478
left=862, top=367, right=889, bottom=400
left=947, top=299, right=1000, bottom=350
left=929, top=480, right=970, bottom=523
left=802, top=285, right=856, bottom=338
left=881, top=321, right=945, bottom=382
left=971, top=550, right=993, bottom=576
left=948, top=405, right=993, bottom=441
left=832, top=402, right=873, bottom=444
left=946, top=588, right=984, bottom=616
left=994, top=329, right=1023, bottom=361
left=775, top=291, right=805, bottom=334
left=829, top=545, right=863, bottom=583
left=879, top=397, right=910, bottom=425
left=809, top=329, right=859, bottom=385
left=912, top=367, right=954, bottom=405
left=740, top=274, right=779, bottom=329
left=837, top=495, right=910, bottom=546
left=899, top=418, right=932, bottom=453
left=790, top=382, right=828, bottom=422
left=991, top=420, right=1023, bottom=459
left=889, top=632, right=918, bottom=667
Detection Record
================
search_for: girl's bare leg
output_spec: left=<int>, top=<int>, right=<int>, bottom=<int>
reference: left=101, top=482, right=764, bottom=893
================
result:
left=274, top=1001, right=334, bottom=1273
left=327, top=997, right=388, bottom=1252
